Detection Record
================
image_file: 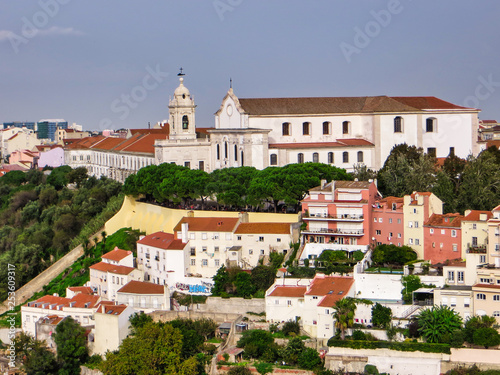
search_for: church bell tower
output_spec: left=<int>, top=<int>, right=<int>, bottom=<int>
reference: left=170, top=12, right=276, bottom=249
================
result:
left=168, top=68, right=196, bottom=140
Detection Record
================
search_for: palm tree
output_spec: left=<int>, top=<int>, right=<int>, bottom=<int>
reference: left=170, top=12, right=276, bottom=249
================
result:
left=332, top=297, right=372, bottom=340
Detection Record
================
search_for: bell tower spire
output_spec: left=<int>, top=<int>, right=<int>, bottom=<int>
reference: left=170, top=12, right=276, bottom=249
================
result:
left=168, top=69, right=196, bottom=141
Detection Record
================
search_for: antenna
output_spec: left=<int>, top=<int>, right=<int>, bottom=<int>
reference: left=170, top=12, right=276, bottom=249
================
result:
left=230, top=77, right=232, bottom=89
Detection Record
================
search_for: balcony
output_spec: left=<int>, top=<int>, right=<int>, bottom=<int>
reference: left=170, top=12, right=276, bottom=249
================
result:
left=467, top=244, right=487, bottom=254
left=302, top=228, right=364, bottom=236
left=145, top=253, right=150, bottom=259
left=304, top=213, right=364, bottom=222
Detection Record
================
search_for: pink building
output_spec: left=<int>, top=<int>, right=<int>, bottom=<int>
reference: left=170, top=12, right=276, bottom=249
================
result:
left=301, top=180, right=378, bottom=246
left=9, top=149, right=38, bottom=168
left=371, top=197, right=404, bottom=247
left=424, top=213, right=463, bottom=264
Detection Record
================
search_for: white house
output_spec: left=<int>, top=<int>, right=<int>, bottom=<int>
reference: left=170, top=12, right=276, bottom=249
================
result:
left=89, top=262, right=142, bottom=301
left=93, top=303, right=135, bottom=355
left=116, top=280, right=170, bottom=312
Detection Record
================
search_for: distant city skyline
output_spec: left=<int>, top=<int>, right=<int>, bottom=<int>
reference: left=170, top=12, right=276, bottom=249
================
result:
left=1, top=1, right=499, bottom=132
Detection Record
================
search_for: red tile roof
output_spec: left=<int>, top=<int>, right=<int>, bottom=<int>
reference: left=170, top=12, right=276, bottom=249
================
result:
left=424, top=213, right=463, bottom=228
left=234, top=223, right=291, bottom=235
left=102, top=247, right=132, bottom=262
left=305, top=276, right=354, bottom=296
left=236, top=96, right=473, bottom=116
left=67, top=293, right=100, bottom=308
left=117, top=280, right=165, bottom=295
left=137, top=231, right=186, bottom=250
left=89, top=262, right=135, bottom=275
left=95, top=303, right=130, bottom=315
left=473, top=283, right=500, bottom=290
left=463, top=210, right=493, bottom=222
left=173, top=217, right=239, bottom=233
left=67, top=286, right=93, bottom=295
left=309, top=180, right=372, bottom=192
left=268, top=286, right=307, bottom=297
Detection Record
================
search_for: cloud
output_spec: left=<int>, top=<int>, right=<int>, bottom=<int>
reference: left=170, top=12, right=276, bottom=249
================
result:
left=0, top=26, right=84, bottom=42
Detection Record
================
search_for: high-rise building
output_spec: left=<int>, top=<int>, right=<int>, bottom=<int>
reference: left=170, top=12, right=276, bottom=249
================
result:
left=37, top=119, right=68, bottom=141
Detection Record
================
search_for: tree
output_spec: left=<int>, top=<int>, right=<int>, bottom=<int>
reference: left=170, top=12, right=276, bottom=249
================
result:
left=416, top=305, right=463, bottom=343
left=251, top=265, right=276, bottom=291
left=212, top=265, right=230, bottom=296
left=297, top=347, right=322, bottom=370
left=281, top=320, right=301, bottom=337
left=53, top=316, right=89, bottom=375
left=67, top=167, right=89, bottom=188
left=401, top=274, right=423, bottom=304
left=237, top=329, right=274, bottom=359
left=473, top=327, right=500, bottom=348
left=101, top=322, right=197, bottom=375
left=47, top=165, right=72, bottom=190
left=464, top=315, right=498, bottom=344
left=235, top=271, right=257, bottom=297
left=279, top=337, right=305, bottom=365
left=372, top=244, right=417, bottom=266
left=129, top=312, right=153, bottom=333
left=23, top=345, right=59, bottom=375
left=371, top=303, right=392, bottom=328
left=332, top=297, right=371, bottom=340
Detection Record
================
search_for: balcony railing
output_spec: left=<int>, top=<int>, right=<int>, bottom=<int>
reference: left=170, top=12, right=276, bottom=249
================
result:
left=302, top=228, right=364, bottom=236
left=467, top=244, right=487, bottom=254
left=304, top=213, right=364, bottom=221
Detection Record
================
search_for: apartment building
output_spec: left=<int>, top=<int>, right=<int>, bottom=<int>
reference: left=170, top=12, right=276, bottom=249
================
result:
left=423, top=213, right=463, bottom=264
left=371, top=196, right=404, bottom=246
left=461, top=210, right=492, bottom=258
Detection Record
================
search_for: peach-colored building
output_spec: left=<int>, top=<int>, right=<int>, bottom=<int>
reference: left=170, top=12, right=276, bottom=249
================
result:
left=461, top=210, right=492, bottom=259
left=424, top=213, right=463, bottom=264
left=9, top=149, right=39, bottom=168
left=371, top=197, right=404, bottom=246
left=487, top=205, right=500, bottom=267
left=301, top=180, right=378, bottom=246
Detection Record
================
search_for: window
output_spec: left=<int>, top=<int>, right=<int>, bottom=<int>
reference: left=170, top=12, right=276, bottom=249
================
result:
left=298, top=153, right=304, bottom=163
left=464, top=298, right=470, bottom=307
left=328, top=152, right=334, bottom=164
left=202, top=233, right=207, bottom=240
left=270, top=154, right=277, bottom=165
left=241, top=151, right=244, bottom=166
left=202, top=259, right=208, bottom=266
left=442, top=297, right=448, bottom=306
left=215, top=259, right=220, bottom=267
left=448, top=271, right=454, bottom=282
left=394, top=116, right=403, bottom=133
left=260, top=249, right=265, bottom=255
left=397, top=233, right=401, bottom=238
left=249, top=249, right=253, bottom=255
left=427, top=147, right=436, bottom=157
left=414, top=221, right=419, bottom=228
left=376, top=230, right=381, bottom=235
left=282, top=122, right=290, bottom=136
left=440, top=243, right=444, bottom=248
left=409, top=238, right=413, bottom=245
left=449, top=147, right=455, bottom=157
left=389, top=232, right=393, bottom=237
left=415, top=238, right=420, bottom=245
left=237, top=236, right=242, bottom=241
left=320, top=121, right=329, bottom=135
left=184, top=161, right=190, bottom=168
left=342, top=152, right=349, bottom=163
left=191, top=259, right=196, bottom=266
left=430, top=228, right=434, bottom=234
left=426, top=118, right=436, bottom=132
left=493, top=295, right=500, bottom=301
left=357, top=151, right=363, bottom=163
left=480, top=255, right=486, bottom=263
left=259, top=236, right=264, bottom=242
left=397, top=219, right=401, bottom=224
left=215, top=246, right=219, bottom=252
left=287, top=300, right=292, bottom=306
left=202, top=246, right=207, bottom=252
left=451, top=230, right=457, bottom=238
left=342, top=121, right=350, bottom=134
left=277, top=238, right=281, bottom=242
left=472, top=223, right=477, bottom=230
left=313, top=152, right=319, bottom=163
left=374, top=218, right=377, bottom=222
left=389, top=218, right=393, bottom=223
left=494, top=311, right=500, bottom=317
left=477, top=293, right=486, bottom=300
left=458, top=271, right=464, bottom=282
left=441, top=229, right=445, bottom=235
left=452, top=244, right=458, bottom=252
left=224, top=142, right=228, bottom=158
left=379, top=218, right=383, bottom=223
left=302, top=122, right=311, bottom=135
left=408, top=221, right=413, bottom=228
left=199, top=160, right=204, bottom=171
left=450, top=297, right=457, bottom=307
left=216, top=144, right=220, bottom=160
left=182, top=115, right=189, bottom=129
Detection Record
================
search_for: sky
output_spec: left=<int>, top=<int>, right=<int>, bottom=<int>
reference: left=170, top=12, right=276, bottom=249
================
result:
left=1, top=1, right=499, bottom=132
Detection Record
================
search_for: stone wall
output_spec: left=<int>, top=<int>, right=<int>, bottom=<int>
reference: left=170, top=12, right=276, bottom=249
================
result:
left=151, top=310, right=241, bottom=324
left=195, top=297, right=265, bottom=315
left=217, top=365, right=314, bottom=375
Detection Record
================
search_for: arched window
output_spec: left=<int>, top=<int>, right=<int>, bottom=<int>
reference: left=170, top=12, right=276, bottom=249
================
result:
left=298, top=153, right=304, bottom=164
left=328, top=152, right=334, bottom=164
left=234, top=145, right=238, bottom=161
left=313, top=152, right=319, bottom=163
left=426, top=118, right=436, bottom=132
left=342, top=121, right=350, bottom=135
left=182, top=115, right=189, bottom=129
left=302, top=122, right=311, bottom=135
left=357, top=151, right=363, bottom=163
left=216, top=144, right=220, bottom=160
left=323, top=122, right=331, bottom=135
left=282, top=122, right=290, bottom=136
left=394, top=117, right=403, bottom=133
left=241, top=151, right=244, bottom=166
left=270, top=154, right=277, bottom=165
left=224, top=142, right=228, bottom=158
left=343, top=152, right=349, bottom=163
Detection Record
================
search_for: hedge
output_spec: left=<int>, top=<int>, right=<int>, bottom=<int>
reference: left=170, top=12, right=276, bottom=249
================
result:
left=327, top=339, right=451, bottom=354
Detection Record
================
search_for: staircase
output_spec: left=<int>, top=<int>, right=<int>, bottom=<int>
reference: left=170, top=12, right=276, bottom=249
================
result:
left=400, top=305, right=422, bottom=319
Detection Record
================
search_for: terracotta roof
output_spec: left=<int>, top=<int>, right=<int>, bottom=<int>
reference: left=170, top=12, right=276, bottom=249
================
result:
left=236, top=96, right=473, bottom=116
left=374, top=196, right=404, bottom=210
left=424, top=213, right=463, bottom=228
left=129, top=125, right=169, bottom=135
left=173, top=217, right=240, bottom=233
left=310, top=180, right=372, bottom=192
left=305, top=276, right=354, bottom=296
left=268, top=286, right=307, bottom=297
left=67, top=286, right=93, bottom=295
left=463, top=210, right=493, bottom=222
left=486, top=140, right=500, bottom=149
left=89, top=261, right=135, bottom=275
left=480, top=120, right=498, bottom=124
left=443, top=259, right=467, bottom=268
left=67, top=293, right=100, bottom=308
left=27, top=293, right=99, bottom=309
left=234, top=222, right=291, bottom=234
left=38, top=315, right=64, bottom=325
left=95, top=303, right=129, bottom=315
left=472, top=283, right=500, bottom=290
left=117, top=280, right=165, bottom=295
left=7, top=133, right=19, bottom=141
left=269, top=139, right=374, bottom=149
left=102, top=247, right=132, bottom=262
left=137, top=231, right=186, bottom=250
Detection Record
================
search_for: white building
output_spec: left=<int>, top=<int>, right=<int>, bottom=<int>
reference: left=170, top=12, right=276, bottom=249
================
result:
left=89, top=262, right=143, bottom=301
left=116, top=280, right=170, bottom=312
left=93, top=303, right=135, bottom=355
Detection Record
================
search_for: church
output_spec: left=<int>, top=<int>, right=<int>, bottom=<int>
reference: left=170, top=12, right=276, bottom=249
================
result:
left=155, top=74, right=481, bottom=172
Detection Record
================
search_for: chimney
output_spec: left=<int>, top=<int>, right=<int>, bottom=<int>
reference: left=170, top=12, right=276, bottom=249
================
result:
left=331, top=180, right=336, bottom=193
left=320, top=179, right=326, bottom=188
left=239, top=212, right=249, bottom=223
left=181, top=222, right=189, bottom=243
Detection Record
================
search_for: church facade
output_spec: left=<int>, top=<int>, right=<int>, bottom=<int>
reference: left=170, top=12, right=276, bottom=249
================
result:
left=156, top=77, right=480, bottom=172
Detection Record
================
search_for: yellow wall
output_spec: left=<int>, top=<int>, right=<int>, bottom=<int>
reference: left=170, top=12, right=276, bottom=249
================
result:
left=105, top=195, right=300, bottom=235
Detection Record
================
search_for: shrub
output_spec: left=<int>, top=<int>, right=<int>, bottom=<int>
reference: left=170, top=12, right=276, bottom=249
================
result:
left=281, top=320, right=301, bottom=337
left=352, top=330, right=366, bottom=341
left=364, top=364, right=379, bottom=374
